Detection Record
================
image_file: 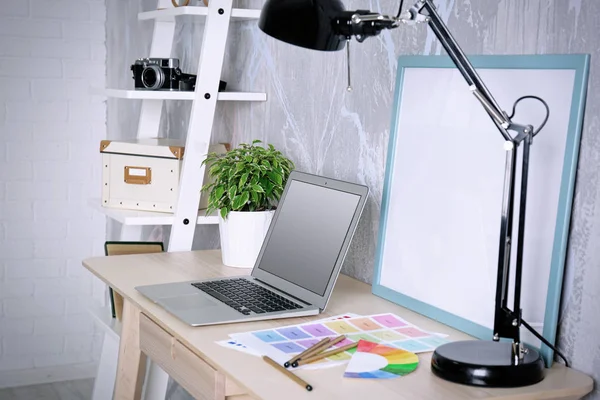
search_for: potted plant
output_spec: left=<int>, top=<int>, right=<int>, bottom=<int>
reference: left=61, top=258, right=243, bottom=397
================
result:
left=202, top=140, right=295, bottom=268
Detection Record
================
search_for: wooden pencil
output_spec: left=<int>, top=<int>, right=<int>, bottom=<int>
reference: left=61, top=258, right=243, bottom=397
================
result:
left=295, top=342, right=358, bottom=366
left=263, top=355, right=313, bottom=391
left=284, top=337, right=331, bottom=368
left=291, top=335, right=346, bottom=368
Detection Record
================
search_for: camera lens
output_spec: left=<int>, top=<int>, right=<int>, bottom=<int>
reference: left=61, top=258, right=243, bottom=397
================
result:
left=141, top=65, right=164, bottom=90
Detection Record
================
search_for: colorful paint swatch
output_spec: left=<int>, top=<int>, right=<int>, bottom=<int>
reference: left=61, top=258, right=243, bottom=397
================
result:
left=417, top=336, right=449, bottom=348
left=348, top=333, right=381, bottom=343
left=272, top=342, right=305, bottom=353
left=372, top=314, right=408, bottom=328
left=396, top=327, right=429, bottom=338
left=253, top=330, right=286, bottom=343
left=344, top=340, right=418, bottom=379
left=296, top=338, right=321, bottom=349
left=393, top=340, right=431, bottom=353
left=348, top=317, right=383, bottom=331
left=302, top=324, right=336, bottom=337
left=371, top=330, right=407, bottom=342
left=334, top=338, right=355, bottom=347
left=324, top=320, right=360, bottom=334
left=277, top=326, right=311, bottom=340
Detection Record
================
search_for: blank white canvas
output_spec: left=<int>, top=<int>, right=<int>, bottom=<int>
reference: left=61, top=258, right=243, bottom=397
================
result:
left=380, top=67, right=575, bottom=337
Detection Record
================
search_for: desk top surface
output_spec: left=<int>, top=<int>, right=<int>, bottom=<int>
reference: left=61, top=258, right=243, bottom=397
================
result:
left=83, top=250, right=593, bottom=400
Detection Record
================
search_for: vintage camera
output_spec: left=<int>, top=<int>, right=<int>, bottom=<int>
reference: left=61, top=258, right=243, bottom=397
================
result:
left=131, top=57, right=228, bottom=92
left=131, top=58, right=182, bottom=90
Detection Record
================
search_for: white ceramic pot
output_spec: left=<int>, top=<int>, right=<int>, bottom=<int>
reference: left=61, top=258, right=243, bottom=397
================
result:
left=219, top=210, right=275, bottom=268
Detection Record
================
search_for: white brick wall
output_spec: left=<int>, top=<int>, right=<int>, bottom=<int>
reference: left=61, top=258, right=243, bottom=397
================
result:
left=0, top=0, right=106, bottom=385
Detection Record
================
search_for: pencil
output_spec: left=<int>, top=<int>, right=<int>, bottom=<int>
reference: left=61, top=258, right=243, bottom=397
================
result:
left=284, top=337, right=331, bottom=368
left=263, top=355, right=313, bottom=391
left=291, top=335, right=346, bottom=368
left=295, top=342, right=358, bottom=366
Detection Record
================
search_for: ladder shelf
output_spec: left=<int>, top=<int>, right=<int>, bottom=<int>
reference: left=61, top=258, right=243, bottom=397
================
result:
left=138, top=6, right=261, bottom=21
left=93, top=87, right=266, bottom=101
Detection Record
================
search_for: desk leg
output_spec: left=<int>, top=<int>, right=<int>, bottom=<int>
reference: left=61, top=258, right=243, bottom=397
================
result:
left=114, top=300, right=147, bottom=400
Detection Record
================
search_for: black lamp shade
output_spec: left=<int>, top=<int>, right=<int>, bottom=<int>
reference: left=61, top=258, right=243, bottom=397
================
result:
left=258, top=0, right=347, bottom=51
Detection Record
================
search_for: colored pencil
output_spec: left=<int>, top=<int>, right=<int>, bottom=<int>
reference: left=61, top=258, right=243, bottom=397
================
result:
left=291, top=335, right=346, bottom=368
left=295, top=342, right=358, bottom=366
left=284, top=337, right=331, bottom=368
left=263, top=355, right=313, bottom=391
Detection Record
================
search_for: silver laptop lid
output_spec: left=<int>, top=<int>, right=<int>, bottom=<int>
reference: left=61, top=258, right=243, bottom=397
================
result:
left=251, top=171, right=369, bottom=310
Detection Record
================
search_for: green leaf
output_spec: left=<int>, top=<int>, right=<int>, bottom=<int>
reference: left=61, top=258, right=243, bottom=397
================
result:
left=220, top=207, right=229, bottom=219
left=240, top=191, right=250, bottom=206
left=250, top=175, right=259, bottom=186
left=214, top=185, right=225, bottom=200
left=267, top=171, right=283, bottom=186
left=228, top=167, right=237, bottom=179
left=238, top=173, right=249, bottom=189
left=261, top=160, right=271, bottom=169
left=252, top=139, right=262, bottom=145
left=228, top=185, right=237, bottom=200
left=232, top=191, right=250, bottom=210
left=235, top=162, right=246, bottom=172
left=232, top=194, right=243, bottom=210
left=264, top=180, right=274, bottom=196
left=244, top=155, right=253, bottom=163
left=208, top=164, right=221, bottom=176
left=251, top=184, right=264, bottom=193
left=251, top=190, right=260, bottom=203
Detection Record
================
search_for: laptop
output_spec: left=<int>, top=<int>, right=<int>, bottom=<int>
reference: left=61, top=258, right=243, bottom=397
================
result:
left=136, top=171, right=369, bottom=326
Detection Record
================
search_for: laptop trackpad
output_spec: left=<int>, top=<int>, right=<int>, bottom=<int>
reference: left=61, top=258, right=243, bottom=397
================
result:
left=160, top=294, right=218, bottom=311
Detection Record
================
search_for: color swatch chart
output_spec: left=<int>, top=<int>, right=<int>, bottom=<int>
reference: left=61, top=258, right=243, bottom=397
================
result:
left=218, top=313, right=360, bottom=357
left=230, top=313, right=449, bottom=369
left=344, top=340, right=419, bottom=379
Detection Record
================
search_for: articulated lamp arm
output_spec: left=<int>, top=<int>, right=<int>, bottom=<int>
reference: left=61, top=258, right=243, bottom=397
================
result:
left=344, top=0, right=538, bottom=349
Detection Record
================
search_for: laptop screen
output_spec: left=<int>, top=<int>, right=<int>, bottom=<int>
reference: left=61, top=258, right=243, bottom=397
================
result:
left=256, top=179, right=361, bottom=296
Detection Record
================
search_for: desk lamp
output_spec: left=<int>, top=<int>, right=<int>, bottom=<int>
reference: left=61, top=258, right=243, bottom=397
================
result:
left=258, top=0, right=567, bottom=388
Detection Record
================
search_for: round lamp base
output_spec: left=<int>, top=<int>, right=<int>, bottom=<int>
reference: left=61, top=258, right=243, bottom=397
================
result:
left=431, top=340, right=545, bottom=387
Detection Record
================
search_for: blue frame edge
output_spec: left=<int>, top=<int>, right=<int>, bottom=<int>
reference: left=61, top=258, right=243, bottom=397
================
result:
left=372, top=54, right=590, bottom=368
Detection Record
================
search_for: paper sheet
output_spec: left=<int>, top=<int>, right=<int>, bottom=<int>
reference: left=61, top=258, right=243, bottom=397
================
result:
left=216, top=339, right=262, bottom=356
left=229, top=313, right=449, bottom=370
left=216, top=313, right=361, bottom=358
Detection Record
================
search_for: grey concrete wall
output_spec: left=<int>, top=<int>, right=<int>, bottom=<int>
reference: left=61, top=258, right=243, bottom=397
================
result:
left=106, top=0, right=600, bottom=398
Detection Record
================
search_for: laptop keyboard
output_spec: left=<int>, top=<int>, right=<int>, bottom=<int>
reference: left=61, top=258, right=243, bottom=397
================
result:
left=191, top=278, right=304, bottom=315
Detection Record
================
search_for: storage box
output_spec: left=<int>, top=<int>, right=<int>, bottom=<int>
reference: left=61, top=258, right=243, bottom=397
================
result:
left=100, top=139, right=228, bottom=213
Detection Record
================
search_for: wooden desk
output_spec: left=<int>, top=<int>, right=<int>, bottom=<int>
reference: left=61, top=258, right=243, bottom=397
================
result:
left=83, top=250, right=593, bottom=400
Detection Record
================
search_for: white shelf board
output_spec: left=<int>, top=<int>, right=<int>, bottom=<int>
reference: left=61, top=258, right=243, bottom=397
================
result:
left=92, top=88, right=266, bottom=102
left=88, top=198, right=219, bottom=226
left=139, top=6, right=261, bottom=21
left=89, top=305, right=122, bottom=341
